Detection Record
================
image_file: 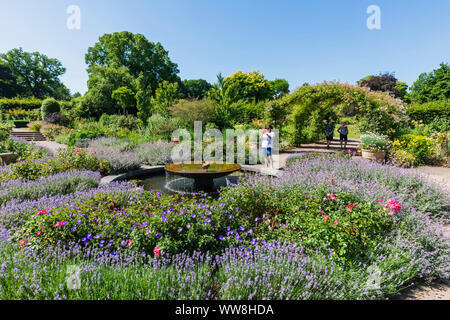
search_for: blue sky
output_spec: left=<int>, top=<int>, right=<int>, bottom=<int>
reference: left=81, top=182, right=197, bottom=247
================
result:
left=0, top=0, right=449, bottom=95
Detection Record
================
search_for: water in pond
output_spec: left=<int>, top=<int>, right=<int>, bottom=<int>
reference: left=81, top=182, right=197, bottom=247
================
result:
left=132, top=170, right=248, bottom=196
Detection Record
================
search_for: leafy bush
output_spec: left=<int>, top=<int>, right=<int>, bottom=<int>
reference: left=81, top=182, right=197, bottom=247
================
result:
left=0, top=97, right=42, bottom=111
left=0, top=138, right=49, bottom=162
left=40, top=124, right=71, bottom=141
left=44, top=112, right=66, bottom=125
left=99, top=114, right=143, bottom=131
left=2, top=108, right=33, bottom=120
left=134, top=141, right=173, bottom=165
left=392, top=134, right=435, bottom=165
left=88, top=137, right=141, bottom=173
left=0, top=148, right=109, bottom=182
left=41, top=98, right=61, bottom=119
left=408, top=100, right=450, bottom=124
left=360, top=132, right=390, bottom=151
left=0, top=122, right=14, bottom=141
left=27, top=121, right=43, bottom=132
left=170, top=99, right=215, bottom=128
left=388, top=149, right=415, bottom=168
left=142, top=114, right=183, bottom=141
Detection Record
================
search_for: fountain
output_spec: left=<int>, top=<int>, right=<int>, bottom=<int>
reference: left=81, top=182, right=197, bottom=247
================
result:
left=164, top=161, right=242, bottom=192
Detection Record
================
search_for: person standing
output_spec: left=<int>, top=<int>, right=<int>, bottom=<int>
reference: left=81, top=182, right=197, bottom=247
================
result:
left=325, top=122, right=334, bottom=148
left=261, top=125, right=275, bottom=168
left=337, top=122, right=349, bottom=149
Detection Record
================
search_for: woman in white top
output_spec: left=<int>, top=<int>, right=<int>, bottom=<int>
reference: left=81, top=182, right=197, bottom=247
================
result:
left=261, top=125, right=275, bottom=168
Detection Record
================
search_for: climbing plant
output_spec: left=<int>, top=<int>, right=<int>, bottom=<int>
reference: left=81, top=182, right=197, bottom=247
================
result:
left=277, top=82, right=408, bottom=145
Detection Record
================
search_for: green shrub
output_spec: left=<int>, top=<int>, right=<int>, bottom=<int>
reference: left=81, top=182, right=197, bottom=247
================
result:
left=0, top=97, right=42, bottom=111
left=142, top=114, right=183, bottom=141
left=41, top=98, right=61, bottom=119
left=389, top=149, right=415, bottom=168
left=0, top=139, right=49, bottom=161
left=27, top=121, right=44, bottom=132
left=392, top=134, right=434, bottom=165
left=0, top=147, right=110, bottom=182
left=99, top=114, right=143, bottom=131
left=0, top=122, right=14, bottom=141
left=40, top=124, right=71, bottom=141
left=219, top=184, right=394, bottom=262
left=408, top=100, right=450, bottom=124
left=170, top=99, right=215, bottom=128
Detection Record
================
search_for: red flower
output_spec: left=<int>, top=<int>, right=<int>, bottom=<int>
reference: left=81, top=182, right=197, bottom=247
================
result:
left=351, top=227, right=356, bottom=233
left=333, top=220, right=339, bottom=226
left=54, top=221, right=68, bottom=227
left=127, top=240, right=133, bottom=247
left=36, top=209, right=48, bottom=216
left=346, top=204, right=356, bottom=212
left=153, top=246, right=161, bottom=257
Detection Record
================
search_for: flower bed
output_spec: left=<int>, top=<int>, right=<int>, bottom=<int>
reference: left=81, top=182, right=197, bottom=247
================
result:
left=0, top=156, right=448, bottom=300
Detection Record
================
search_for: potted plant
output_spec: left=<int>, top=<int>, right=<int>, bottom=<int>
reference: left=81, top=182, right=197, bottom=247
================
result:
left=360, top=132, right=390, bottom=162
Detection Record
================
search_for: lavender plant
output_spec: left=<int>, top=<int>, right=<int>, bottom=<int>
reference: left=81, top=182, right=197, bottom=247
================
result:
left=134, top=141, right=173, bottom=166
left=0, top=170, right=101, bottom=206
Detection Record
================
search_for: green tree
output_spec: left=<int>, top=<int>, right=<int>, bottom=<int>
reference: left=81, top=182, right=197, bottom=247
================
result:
left=112, top=86, right=136, bottom=115
left=409, top=63, right=450, bottom=103
left=85, top=31, right=179, bottom=96
left=180, top=79, right=212, bottom=99
left=0, top=61, right=23, bottom=98
left=221, top=70, right=274, bottom=103
left=358, top=73, right=402, bottom=99
left=150, top=81, right=180, bottom=117
left=78, top=65, right=137, bottom=118
left=270, top=78, right=290, bottom=98
left=0, top=48, right=69, bottom=99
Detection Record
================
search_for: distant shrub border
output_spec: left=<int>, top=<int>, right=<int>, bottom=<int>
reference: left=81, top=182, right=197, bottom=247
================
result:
left=408, top=100, right=450, bottom=124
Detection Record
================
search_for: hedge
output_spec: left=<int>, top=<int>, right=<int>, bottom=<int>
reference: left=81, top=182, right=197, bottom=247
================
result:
left=0, top=98, right=72, bottom=112
left=0, top=98, right=42, bottom=111
left=407, top=100, right=450, bottom=124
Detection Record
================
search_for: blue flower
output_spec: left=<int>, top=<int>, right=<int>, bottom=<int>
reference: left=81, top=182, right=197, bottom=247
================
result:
left=161, top=213, right=167, bottom=223
left=178, top=227, right=183, bottom=232
left=186, top=224, right=191, bottom=229
left=219, top=235, right=224, bottom=240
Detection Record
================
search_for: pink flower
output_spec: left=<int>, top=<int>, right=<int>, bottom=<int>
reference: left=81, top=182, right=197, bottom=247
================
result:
left=127, top=240, right=133, bottom=247
left=36, top=232, right=41, bottom=236
left=322, top=197, right=327, bottom=201
left=320, top=210, right=325, bottom=216
left=323, top=216, right=328, bottom=222
left=54, top=221, right=68, bottom=227
left=329, top=194, right=337, bottom=200
left=19, top=238, right=29, bottom=247
left=333, top=220, right=339, bottom=226
left=377, top=199, right=384, bottom=202
left=36, top=209, right=48, bottom=216
left=385, top=200, right=402, bottom=215
left=153, top=246, right=161, bottom=257
left=347, top=204, right=356, bottom=212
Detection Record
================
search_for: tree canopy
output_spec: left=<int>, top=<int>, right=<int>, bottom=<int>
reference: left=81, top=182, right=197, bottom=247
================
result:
left=357, top=73, right=407, bottom=100
left=409, top=62, right=450, bottom=103
left=85, top=31, right=179, bottom=95
left=180, top=79, right=212, bottom=99
left=0, top=48, right=70, bottom=100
